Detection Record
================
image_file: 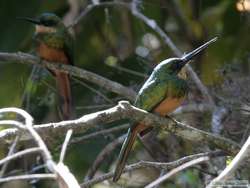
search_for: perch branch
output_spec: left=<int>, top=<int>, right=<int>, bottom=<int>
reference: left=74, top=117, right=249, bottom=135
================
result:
left=0, top=52, right=136, bottom=101
left=0, top=102, right=240, bottom=155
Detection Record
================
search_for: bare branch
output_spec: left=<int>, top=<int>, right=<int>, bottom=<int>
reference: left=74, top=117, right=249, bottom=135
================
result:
left=59, top=130, right=73, bottom=163
left=0, top=108, right=81, bottom=188
left=0, top=147, right=41, bottom=167
left=0, top=52, right=136, bottom=101
left=0, top=102, right=240, bottom=155
left=145, top=156, right=210, bottom=188
left=0, top=174, right=56, bottom=183
left=0, top=136, right=19, bottom=177
left=106, top=61, right=147, bottom=78
left=70, top=1, right=130, bottom=27
left=80, top=151, right=224, bottom=187
left=0, top=120, right=25, bottom=129
left=172, top=103, right=213, bottom=115
left=207, top=136, right=250, bottom=188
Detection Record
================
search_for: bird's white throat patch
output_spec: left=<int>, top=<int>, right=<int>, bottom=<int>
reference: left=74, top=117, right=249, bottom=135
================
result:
left=35, top=25, right=56, bottom=33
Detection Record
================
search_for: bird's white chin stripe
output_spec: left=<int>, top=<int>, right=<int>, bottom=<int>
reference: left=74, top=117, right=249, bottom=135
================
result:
left=35, top=25, right=56, bottom=33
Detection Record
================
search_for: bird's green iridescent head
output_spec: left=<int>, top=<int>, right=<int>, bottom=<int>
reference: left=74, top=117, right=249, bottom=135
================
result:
left=156, top=37, right=217, bottom=75
left=18, top=13, right=65, bottom=31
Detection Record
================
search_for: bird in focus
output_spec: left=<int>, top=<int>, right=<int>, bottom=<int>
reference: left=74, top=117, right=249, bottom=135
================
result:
left=19, top=13, right=74, bottom=120
left=113, top=37, right=217, bottom=182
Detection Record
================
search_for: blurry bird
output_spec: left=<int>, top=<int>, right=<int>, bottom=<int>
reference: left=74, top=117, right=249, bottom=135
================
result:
left=19, top=13, right=74, bottom=120
left=113, top=37, right=217, bottom=182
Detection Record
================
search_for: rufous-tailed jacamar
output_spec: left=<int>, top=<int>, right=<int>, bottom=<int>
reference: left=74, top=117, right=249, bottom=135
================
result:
left=113, top=38, right=217, bottom=182
left=20, top=13, right=74, bottom=120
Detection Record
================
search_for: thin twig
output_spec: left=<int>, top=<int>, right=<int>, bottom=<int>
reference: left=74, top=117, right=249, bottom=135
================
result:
left=59, top=129, right=73, bottom=163
left=84, top=135, right=126, bottom=180
left=106, top=62, right=147, bottom=78
left=0, top=136, right=19, bottom=177
left=80, top=151, right=224, bottom=187
left=70, top=1, right=130, bottom=27
left=0, top=147, right=41, bottom=167
left=207, top=135, right=250, bottom=188
left=172, top=103, right=213, bottom=115
left=72, top=77, right=114, bottom=104
left=70, top=124, right=129, bottom=145
left=0, top=173, right=56, bottom=183
left=145, top=156, right=210, bottom=188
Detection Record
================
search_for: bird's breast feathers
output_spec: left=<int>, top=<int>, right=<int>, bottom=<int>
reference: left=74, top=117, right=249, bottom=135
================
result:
left=153, top=96, right=185, bottom=115
left=36, top=42, right=68, bottom=64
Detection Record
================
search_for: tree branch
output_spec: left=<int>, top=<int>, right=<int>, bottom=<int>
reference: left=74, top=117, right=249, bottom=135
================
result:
left=0, top=147, right=41, bottom=166
left=0, top=52, right=136, bottom=101
left=0, top=174, right=56, bottom=183
left=145, top=156, right=210, bottom=188
left=0, top=108, right=81, bottom=188
left=80, top=151, right=224, bottom=187
left=207, top=135, right=250, bottom=188
left=0, top=102, right=240, bottom=155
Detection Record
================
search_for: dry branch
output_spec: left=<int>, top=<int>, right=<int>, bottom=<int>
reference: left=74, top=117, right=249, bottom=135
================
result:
left=0, top=101, right=240, bottom=155
left=80, top=151, right=224, bottom=187
left=0, top=108, right=80, bottom=188
left=0, top=174, right=57, bottom=183
left=207, top=135, right=250, bottom=188
left=145, top=156, right=210, bottom=188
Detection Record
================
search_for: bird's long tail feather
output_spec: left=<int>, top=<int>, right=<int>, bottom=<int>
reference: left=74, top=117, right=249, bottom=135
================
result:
left=113, top=128, right=137, bottom=182
left=56, top=72, right=72, bottom=120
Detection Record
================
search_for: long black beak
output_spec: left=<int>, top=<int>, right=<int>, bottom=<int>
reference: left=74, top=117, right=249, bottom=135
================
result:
left=181, top=37, right=217, bottom=65
left=17, top=17, right=41, bottom=25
